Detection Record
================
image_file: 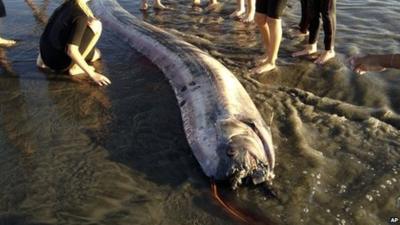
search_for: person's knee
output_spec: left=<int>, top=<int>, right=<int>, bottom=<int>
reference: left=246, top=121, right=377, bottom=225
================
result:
left=255, top=13, right=267, bottom=26
left=89, top=19, right=102, bottom=35
left=266, top=16, right=281, bottom=27
left=91, top=48, right=102, bottom=62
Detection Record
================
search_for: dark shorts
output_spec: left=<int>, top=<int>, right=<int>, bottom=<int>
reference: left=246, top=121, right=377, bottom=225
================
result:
left=256, top=0, right=287, bottom=19
left=0, top=0, right=6, bottom=18
left=40, top=28, right=95, bottom=72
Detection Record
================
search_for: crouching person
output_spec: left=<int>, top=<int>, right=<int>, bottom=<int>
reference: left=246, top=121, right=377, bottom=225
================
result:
left=37, top=0, right=111, bottom=86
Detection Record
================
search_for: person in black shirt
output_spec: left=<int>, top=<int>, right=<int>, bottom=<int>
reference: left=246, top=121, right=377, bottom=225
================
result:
left=37, top=0, right=111, bottom=86
left=0, top=0, right=17, bottom=47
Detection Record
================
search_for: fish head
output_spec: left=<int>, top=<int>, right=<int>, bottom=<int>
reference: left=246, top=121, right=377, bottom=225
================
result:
left=220, top=118, right=275, bottom=190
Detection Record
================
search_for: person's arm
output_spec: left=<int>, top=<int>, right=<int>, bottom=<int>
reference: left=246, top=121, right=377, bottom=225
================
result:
left=67, top=16, right=110, bottom=86
left=66, top=44, right=110, bottom=86
left=350, top=54, right=400, bottom=74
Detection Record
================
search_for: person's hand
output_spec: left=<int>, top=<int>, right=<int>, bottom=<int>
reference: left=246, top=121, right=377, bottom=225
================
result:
left=349, top=55, right=386, bottom=75
left=90, top=73, right=111, bottom=86
left=88, top=18, right=102, bottom=34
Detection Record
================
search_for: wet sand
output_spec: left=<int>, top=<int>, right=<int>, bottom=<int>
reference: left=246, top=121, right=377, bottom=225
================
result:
left=0, top=0, right=399, bottom=224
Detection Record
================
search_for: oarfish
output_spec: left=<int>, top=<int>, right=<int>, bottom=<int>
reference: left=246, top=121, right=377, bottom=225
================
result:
left=91, top=0, right=275, bottom=189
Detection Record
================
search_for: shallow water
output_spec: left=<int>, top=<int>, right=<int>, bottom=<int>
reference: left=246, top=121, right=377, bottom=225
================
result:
left=0, top=0, right=399, bottom=225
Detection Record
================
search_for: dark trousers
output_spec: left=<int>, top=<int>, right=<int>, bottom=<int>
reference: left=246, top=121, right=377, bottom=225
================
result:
left=0, top=0, right=6, bottom=17
left=299, top=0, right=309, bottom=33
left=308, top=0, right=336, bottom=50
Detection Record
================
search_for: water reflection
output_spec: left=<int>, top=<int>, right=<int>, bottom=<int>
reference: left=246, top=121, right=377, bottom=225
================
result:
left=0, top=51, right=115, bottom=225
left=117, top=0, right=400, bottom=224
left=1, top=0, right=399, bottom=224
left=25, top=0, right=49, bottom=25
left=0, top=46, right=14, bottom=74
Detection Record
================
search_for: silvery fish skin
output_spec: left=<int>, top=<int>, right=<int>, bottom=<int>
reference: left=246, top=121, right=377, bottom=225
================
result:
left=91, top=0, right=275, bottom=189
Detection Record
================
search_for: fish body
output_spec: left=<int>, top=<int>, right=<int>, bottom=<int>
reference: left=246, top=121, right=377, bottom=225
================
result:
left=92, top=0, right=275, bottom=188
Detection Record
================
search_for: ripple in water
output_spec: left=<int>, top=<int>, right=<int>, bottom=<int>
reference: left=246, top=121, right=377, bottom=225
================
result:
left=0, top=0, right=399, bottom=224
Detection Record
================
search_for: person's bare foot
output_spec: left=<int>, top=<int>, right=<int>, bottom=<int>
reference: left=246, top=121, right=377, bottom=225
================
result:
left=0, top=38, right=16, bottom=47
left=255, top=54, right=268, bottom=66
left=140, top=2, right=149, bottom=10
left=36, top=54, right=48, bottom=69
left=229, top=9, right=245, bottom=18
left=205, top=2, right=220, bottom=11
left=250, top=61, right=276, bottom=74
left=154, top=2, right=168, bottom=10
left=192, top=5, right=203, bottom=12
left=290, top=29, right=309, bottom=38
left=314, top=49, right=335, bottom=64
left=292, top=43, right=317, bottom=57
left=240, top=12, right=255, bottom=23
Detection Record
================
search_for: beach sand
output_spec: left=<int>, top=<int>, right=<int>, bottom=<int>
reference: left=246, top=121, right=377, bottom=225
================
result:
left=0, top=0, right=399, bottom=224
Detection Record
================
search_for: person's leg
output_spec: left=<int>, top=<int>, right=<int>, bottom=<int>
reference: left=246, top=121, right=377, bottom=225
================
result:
left=298, top=0, right=309, bottom=34
left=81, top=21, right=101, bottom=59
left=267, top=16, right=283, bottom=64
left=210, top=0, right=219, bottom=5
left=36, top=53, right=47, bottom=68
left=321, top=0, right=335, bottom=50
left=253, top=16, right=282, bottom=73
left=69, top=20, right=102, bottom=76
left=241, top=0, right=256, bottom=23
left=206, top=0, right=219, bottom=10
left=292, top=0, right=320, bottom=57
left=252, top=0, right=270, bottom=65
left=252, top=0, right=286, bottom=73
left=314, top=0, right=336, bottom=64
left=308, top=0, right=321, bottom=44
left=35, top=53, right=54, bottom=69
left=254, top=13, right=269, bottom=65
left=230, top=0, right=246, bottom=18
left=140, top=0, right=149, bottom=10
left=154, top=0, right=167, bottom=10
left=291, top=0, right=309, bottom=37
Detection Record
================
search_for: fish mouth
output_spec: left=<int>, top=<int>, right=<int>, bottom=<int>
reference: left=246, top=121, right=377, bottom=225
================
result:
left=227, top=151, right=274, bottom=190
